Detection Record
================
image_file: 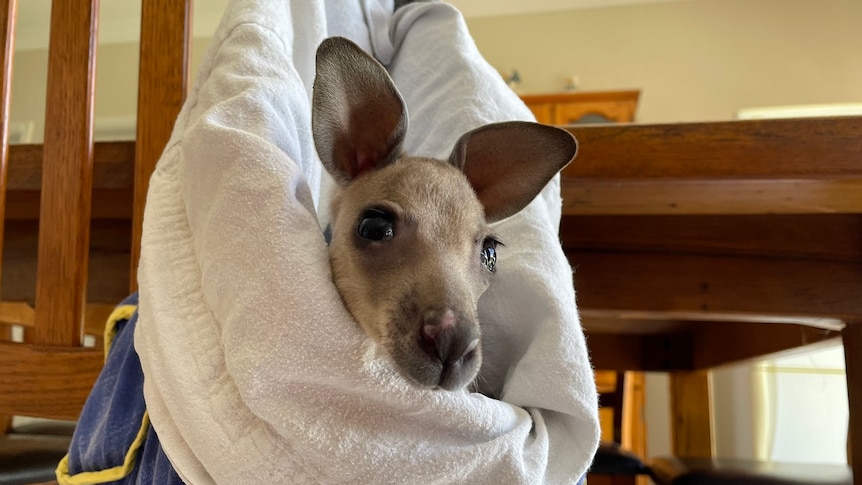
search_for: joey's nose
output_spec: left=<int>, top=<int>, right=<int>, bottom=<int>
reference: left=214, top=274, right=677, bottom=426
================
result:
left=419, top=309, right=479, bottom=366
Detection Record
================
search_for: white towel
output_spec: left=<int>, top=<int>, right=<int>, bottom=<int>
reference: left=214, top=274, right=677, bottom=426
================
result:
left=134, top=1, right=600, bottom=483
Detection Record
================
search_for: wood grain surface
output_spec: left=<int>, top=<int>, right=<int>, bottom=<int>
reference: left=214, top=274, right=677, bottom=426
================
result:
left=33, top=0, right=99, bottom=346
left=0, top=0, right=16, bottom=436
left=0, top=342, right=102, bottom=419
left=562, top=117, right=862, bottom=214
left=564, top=117, right=862, bottom=178
left=670, top=371, right=714, bottom=458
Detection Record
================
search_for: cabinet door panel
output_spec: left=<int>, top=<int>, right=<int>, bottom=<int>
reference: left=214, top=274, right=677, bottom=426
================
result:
left=555, top=100, right=637, bottom=124
left=525, top=102, right=554, bottom=124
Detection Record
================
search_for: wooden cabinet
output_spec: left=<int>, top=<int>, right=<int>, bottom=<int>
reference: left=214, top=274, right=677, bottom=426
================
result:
left=521, top=90, right=640, bottom=125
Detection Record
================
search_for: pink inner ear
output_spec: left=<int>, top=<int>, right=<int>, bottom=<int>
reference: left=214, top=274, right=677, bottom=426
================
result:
left=352, top=151, right=378, bottom=178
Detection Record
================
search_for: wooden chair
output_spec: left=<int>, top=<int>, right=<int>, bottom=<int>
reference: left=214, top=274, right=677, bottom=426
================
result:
left=0, top=0, right=191, bottom=482
left=587, top=372, right=651, bottom=485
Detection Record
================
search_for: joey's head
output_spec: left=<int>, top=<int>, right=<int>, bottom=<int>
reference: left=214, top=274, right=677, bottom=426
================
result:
left=312, top=37, right=577, bottom=391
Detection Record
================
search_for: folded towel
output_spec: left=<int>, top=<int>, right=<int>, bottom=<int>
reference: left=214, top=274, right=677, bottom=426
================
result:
left=134, top=0, right=600, bottom=483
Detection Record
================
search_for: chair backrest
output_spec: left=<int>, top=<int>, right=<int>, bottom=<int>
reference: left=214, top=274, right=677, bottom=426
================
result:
left=0, top=0, right=191, bottom=422
left=598, top=371, right=627, bottom=443
left=597, top=370, right=647, bottom=457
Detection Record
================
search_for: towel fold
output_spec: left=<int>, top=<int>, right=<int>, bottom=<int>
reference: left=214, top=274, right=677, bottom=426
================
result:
left=134, top=0, right=599, bottom=483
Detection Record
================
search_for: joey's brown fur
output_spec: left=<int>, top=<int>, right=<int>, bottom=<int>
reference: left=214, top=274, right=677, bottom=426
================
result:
left=312, top=37, right=576, bottom=391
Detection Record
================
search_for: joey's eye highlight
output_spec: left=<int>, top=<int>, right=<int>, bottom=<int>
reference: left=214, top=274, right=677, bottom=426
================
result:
left=481, top=238, right=498, bottom=273
left=357, top=208, right=395, bottom=241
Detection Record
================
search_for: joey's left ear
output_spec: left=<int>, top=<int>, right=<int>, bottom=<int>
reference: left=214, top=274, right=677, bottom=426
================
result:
left=448, top=121, right=577, bottom=223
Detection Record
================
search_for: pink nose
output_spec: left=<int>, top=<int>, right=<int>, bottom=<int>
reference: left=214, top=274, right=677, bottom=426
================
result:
left=419, top=308, right=479, bottom=366
left=421, top=309, right=456, bottom=342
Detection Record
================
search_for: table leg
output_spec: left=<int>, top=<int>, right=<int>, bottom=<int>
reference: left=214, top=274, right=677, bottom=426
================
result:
left=0, top=414, right=10, bottom=435
left=843, top=322, right=861, bottom=474
left=670, top=370, right=714, bottom=458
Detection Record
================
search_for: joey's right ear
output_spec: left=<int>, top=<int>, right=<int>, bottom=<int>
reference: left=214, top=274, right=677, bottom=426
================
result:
left=312, top=37, right=407, bottom=185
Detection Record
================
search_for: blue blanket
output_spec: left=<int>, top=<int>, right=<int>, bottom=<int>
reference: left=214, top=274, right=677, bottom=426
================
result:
left=57, top=293, right=183, bottom=485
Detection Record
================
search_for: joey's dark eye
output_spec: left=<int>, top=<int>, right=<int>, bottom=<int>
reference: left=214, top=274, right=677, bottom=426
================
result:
left=357, top=208, right=395, bottom=241
left=481, top=238, right=499, bottom=273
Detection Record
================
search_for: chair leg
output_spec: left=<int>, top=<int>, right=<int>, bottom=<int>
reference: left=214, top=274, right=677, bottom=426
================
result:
left=843, top=322, right=862, bottom=471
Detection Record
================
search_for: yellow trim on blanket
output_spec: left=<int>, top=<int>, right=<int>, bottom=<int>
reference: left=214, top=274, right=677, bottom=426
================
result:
left=56, top=411, right=151, bottom=485
left=103, top=304, right=138, bottom=359
left=56, top=302, right=149, bottom=485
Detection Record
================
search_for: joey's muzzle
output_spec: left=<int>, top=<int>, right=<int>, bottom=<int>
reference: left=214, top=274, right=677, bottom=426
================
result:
left=392, top=305, right=482, bottom=391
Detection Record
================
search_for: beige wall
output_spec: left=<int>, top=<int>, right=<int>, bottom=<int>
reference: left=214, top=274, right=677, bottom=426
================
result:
left=10, top=0, right=861, bottom=137
left=465, top=0, right=862, bottom=122
left=10, top=39, right=210, bottom=143
left=9, top=48, right=48, bottom=142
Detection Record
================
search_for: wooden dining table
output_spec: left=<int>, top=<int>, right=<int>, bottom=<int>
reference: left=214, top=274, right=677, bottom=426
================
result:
left=558, top=115, right=862, bottom=473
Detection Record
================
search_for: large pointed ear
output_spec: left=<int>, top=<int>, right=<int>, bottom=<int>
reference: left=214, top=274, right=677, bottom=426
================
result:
left=312, top=37, right=407, bottom=185
left=448, top=121, right=576, bottom=223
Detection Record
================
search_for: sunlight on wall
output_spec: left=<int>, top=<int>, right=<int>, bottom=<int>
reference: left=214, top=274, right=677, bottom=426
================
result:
left=756, top=345, right=848, bottom=465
